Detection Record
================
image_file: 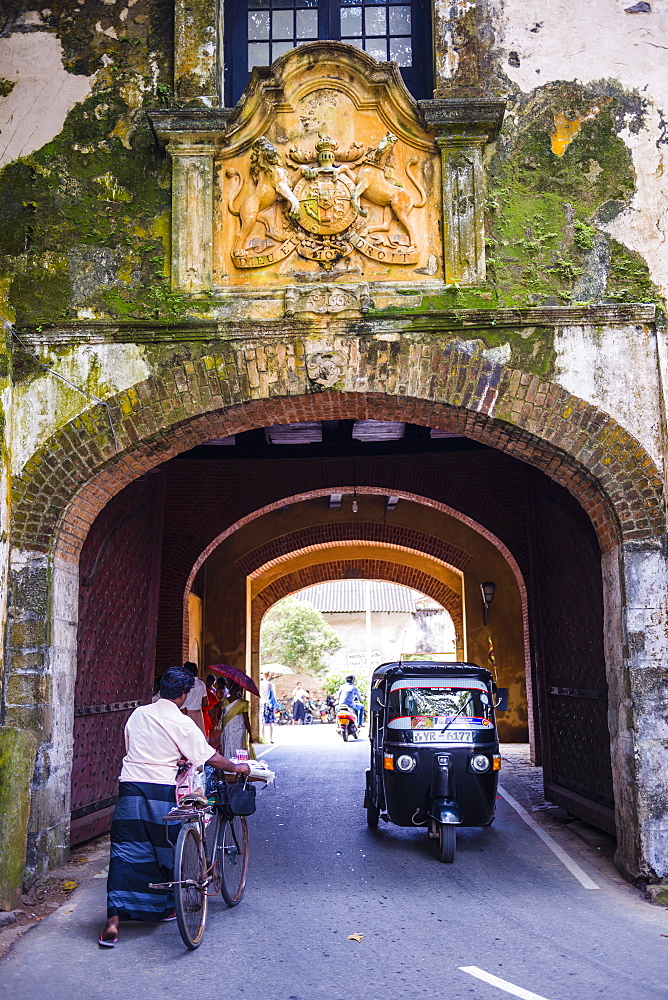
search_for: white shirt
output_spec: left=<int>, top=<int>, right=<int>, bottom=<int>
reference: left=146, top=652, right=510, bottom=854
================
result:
left=260, top=678, right=275, bottom=704
left=182, top=676, right=207, bottom=712
left=120, top=697, right=215, bottom=784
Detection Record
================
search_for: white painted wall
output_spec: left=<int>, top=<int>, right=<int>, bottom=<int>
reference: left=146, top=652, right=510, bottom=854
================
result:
left=0, top=30, right=95, bottom=169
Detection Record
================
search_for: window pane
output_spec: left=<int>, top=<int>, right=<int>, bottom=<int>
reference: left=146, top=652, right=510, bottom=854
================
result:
left=248, top=42, right=270, bottom=68
left=343, top=36, right=365, bottom=50
left=296, top=8, right=318, bottom=36
left=389, top=5, right=411, bottom=34
left=365, top=38, right=387, bottom=60
left=296, top=0, right=318, bottom=6
left=389, top=36, right=412, bottom=65
left=248, top=0, right=270, bottom=7
left=340, top=6, right=362, bottom=35
left=272, top=9, right=294, bottom=38
left=272, top=40, right=294, bottom=58
left=364, top=6, right=386, bottom=35
left=248, top=10, right=270, bottom=39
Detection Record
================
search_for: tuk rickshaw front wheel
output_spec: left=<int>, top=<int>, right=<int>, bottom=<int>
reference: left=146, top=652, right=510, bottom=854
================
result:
left=437, top=823, right=456, bottom=863
left=366, top=801, right=380, bottom=827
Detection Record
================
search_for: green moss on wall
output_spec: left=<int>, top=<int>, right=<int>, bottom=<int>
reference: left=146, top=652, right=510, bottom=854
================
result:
left=483, top=82, right=663, bottom=309
left=0, top=15, right=663, bottom=328
left=0, top=727, right=37, bottom=910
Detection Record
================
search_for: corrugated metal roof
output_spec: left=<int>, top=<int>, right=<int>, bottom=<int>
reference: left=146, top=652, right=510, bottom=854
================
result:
left=294, top=580, right=418, bottom=613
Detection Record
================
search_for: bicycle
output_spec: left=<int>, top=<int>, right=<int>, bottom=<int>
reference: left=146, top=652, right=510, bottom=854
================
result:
left=149, top=775, right=251, bottom=950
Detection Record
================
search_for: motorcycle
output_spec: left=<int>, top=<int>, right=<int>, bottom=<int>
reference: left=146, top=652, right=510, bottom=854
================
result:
left=275, top=702, right=292, bottom=725
left=336, top=704, right=359, bottom=741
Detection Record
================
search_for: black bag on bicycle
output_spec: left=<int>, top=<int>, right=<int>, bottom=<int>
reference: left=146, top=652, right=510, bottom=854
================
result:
left=217, top=777, right=256, bottom=817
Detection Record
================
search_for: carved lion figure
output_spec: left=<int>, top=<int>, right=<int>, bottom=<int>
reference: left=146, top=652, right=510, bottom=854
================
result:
left=351, top=132, right=427, bottom=249
left=226, top=137, right=300, bottom=251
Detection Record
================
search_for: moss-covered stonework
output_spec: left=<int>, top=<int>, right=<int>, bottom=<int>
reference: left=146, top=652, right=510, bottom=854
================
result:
left=484, top=82, right=662, bottom=309
left=0, top=727, right=37, bottom=909
left=0, top=8, right=662, bottom=326
left=0, top=2, right=176, bottom=324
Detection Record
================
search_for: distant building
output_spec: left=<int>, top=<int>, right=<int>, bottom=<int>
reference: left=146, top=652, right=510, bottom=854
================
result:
left=294, top=580, right=456, bottom=678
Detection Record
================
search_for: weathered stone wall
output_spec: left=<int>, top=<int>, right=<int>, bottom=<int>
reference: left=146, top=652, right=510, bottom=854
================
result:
left=0, top=0, right=667, bottom=896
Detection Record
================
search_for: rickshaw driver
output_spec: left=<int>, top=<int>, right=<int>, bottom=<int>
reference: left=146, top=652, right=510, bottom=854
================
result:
left=337, top=675, right=364, bottom=727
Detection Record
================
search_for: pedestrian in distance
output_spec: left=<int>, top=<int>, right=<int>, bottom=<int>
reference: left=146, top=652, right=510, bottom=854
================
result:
left=291, top=683, right=308, bottom=724
left=260, top=669, right=278, bottom=742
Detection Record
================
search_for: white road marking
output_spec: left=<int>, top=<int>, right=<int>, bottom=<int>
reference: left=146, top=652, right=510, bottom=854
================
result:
left=498, top=785, right=599, bottom=890
left=254, top=743, right=278, bottom=756
left=460, top=966, right=552, bottom=1000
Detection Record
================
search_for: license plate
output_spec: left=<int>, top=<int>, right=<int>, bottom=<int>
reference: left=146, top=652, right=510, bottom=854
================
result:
left=412, top=729, right=474, bottom=743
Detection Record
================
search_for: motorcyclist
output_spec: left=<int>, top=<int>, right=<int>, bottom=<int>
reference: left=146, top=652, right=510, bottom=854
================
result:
left=337, top=675, right=364, bottom=727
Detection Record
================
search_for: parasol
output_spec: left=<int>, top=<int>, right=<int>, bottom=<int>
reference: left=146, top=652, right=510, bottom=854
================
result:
left=260, top=662, right=294, bottom=677
left=208, top=664, right=260, bottom=696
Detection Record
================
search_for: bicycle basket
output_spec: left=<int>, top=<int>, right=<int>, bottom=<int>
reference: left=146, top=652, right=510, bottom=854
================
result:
left=216, top=777, right=256, bottom=817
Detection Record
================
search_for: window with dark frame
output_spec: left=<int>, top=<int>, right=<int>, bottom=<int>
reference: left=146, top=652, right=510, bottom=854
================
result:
left=226, top=0, right=432, bottom=106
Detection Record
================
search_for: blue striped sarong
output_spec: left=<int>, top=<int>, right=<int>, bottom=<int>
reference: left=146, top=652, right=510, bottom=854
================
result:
left=106, top=781, right=179, bottom=921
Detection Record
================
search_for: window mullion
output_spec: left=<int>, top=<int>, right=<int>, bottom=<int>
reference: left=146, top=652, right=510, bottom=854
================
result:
left=326, top=0, right=340, bottom=42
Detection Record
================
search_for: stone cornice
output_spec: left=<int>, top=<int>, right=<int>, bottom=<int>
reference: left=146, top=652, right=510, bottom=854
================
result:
left=14, top=305, right=656, bottom=346
left=419, top=98, right=507, bottom=142
left=147, top=108, right=236, bottom=145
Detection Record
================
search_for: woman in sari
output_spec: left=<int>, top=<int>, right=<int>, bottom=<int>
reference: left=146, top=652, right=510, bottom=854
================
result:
left=216, top=680, right=257, bottom=760
left=202, top=673, right=219, bottom=738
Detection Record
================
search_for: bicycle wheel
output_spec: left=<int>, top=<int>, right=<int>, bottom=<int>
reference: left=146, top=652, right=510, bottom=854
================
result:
left=217, top=815, right=249, bottom=907
left=174, top=824, right=208, bottom=949
left=205, top=813, right=223, bottom=893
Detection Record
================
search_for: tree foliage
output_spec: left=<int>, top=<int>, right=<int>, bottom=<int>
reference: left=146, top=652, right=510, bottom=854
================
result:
left=260, top=596, right=343, bottom=677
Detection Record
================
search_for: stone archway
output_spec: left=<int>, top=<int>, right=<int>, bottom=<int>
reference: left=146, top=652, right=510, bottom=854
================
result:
left=5, top=344, right=667, bottom=882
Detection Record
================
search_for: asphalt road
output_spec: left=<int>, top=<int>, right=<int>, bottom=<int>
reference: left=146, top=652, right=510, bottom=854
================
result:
left=3, top=726, right=667, bottom=1000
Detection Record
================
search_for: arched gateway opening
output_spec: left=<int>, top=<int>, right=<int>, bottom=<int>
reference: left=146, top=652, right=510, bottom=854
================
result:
left=7, top=364, right=665, bottom=882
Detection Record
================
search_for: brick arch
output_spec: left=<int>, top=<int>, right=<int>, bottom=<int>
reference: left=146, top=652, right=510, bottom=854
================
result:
left=10, top=341, right=665, bottom=560
left=250, top=556, right=464, bottom=667
left=181, top=488, right=529, bottom=706
left=235, top=522, right=472, bottom=577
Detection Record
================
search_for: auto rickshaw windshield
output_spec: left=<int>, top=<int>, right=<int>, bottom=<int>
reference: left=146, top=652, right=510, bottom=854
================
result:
left=387, top=679, right=493, bottom=730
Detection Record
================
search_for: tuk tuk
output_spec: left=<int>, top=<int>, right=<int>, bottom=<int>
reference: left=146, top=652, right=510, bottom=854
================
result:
left=364, top=660, right=507, bottom=862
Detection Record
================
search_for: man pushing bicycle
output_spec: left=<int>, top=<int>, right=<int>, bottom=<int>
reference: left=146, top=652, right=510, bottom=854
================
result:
left=99, top=667, right=250, bottom=948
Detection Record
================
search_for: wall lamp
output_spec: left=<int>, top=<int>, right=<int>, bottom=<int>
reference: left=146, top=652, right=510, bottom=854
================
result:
left=481, top=581, right=496, bottom=626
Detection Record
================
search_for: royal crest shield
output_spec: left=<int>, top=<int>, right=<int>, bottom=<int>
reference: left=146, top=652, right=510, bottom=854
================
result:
left=294, top=174, right=358, bottom=236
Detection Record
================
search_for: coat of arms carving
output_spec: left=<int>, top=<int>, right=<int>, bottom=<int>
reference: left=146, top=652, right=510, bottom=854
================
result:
left=226, top=131, right=428, bottom=272
left=150, top=43, right=505, bottom=295
left=210, top=45, right=441, bottom=285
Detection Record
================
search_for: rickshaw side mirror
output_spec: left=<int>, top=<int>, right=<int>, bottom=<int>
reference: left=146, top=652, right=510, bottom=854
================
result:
left=370, top=689, right=385, bottom=711
left=494, top=688, right=509, bottom=712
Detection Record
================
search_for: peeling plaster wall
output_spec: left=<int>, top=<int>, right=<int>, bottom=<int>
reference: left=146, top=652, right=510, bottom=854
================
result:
left=553, top=323, right=664, bottom=471
left=0, top=31, right=95, bottom=169
left=498, top=1, right=668, bottom=299
left=10, top=344, right=150, bottom=474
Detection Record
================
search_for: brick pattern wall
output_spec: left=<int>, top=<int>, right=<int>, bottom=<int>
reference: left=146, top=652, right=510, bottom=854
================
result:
left=237, top=523, right=472, bottom=575
left=10, top=341, right=665, bottom=568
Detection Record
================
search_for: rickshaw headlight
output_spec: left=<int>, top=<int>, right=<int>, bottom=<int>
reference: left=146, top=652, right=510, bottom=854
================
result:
left=395, top=753, right=416, bottom=772
left=470, top=754, right=491, bottom=773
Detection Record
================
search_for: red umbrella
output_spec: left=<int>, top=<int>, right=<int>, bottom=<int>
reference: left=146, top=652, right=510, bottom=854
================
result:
left=208, top=664, right=260, bottom=696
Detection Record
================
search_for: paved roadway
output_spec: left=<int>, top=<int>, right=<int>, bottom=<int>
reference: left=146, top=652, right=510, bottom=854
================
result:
left=3, top=726, right=667, bottom=1000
